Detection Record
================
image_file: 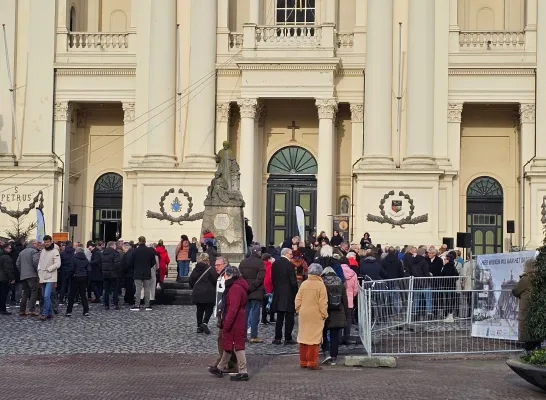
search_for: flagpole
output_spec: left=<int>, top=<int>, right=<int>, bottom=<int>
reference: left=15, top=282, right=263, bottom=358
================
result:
left=2, top=24, right=20, bottom=162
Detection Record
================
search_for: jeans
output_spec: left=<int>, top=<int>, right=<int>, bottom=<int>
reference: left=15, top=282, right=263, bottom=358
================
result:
left=103, top=278, right=119, bottom=307
left=88, top=281, right=103, bottom=300
left=390, top=286, right=401, bottom=314
left=20, top=278, right=39, bottom=313
left=274, top=311, right=295, bottom=341
left=261, top=295, right=275, bottom=323
left=195, top=303, right=214, bottom=326
left=67, top=277, right=89, bottom=314
left=0, top=281, right=9, bottom=312
left=59, top=270, right=72, bottom=303
left=177, top=260, right=190, bottom=278
left=321, top=327, right=341, bottom=358
left=41, top=282, right=54, bottom=317
left=413, top=288, right=432, bottom=314
left=10, top=282, right=22, bottom=304
left=246, top=299, right=261, bottom=339
left=134, top=279, right=151, bottom=307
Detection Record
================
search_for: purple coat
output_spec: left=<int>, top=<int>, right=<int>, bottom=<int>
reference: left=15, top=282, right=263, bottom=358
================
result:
left=221, top=277, right=248, bottom=352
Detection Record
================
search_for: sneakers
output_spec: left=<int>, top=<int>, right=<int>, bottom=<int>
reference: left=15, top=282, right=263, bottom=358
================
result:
left=271, top=339, right=282, bottom=345
left=65, top=313, right=72, bottom=317
left=84, top=313, right=90, bottom=317
left=250, top=338, right=264, bottom=344
left=201, top=323, right=211, bottom=335
left=130, top=306, right=140, bottom=311
left=197, top=326, right=204, bottom=334
left=322, top=356, right=333, bottom=365
left=145, top=307, right=152, bottom=311
left=330, top=357, right=337, bottom=366
left=230, top=373, right=249, bottom=382
left=443, top=313, right=455, bottom=323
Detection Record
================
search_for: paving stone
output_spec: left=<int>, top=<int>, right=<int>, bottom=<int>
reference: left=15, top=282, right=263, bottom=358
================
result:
left=344, top=355, right=396, bottom=368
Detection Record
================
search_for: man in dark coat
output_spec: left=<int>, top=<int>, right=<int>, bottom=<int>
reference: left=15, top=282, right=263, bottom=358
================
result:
left=87, top=241, right=103, bottom=303
left=359, top=250, right=387, bottom=280
left=121, top=243, right=135, bottom=305
left=411, top=247, right=432, bottom=318
left=239, top=244, right=265, bottom=343
left=381, top=247, right=404, bottom=280
left=127, top=236, right=156, bottom=311
left=0, top=243, right=15, bottom=315
left=101, top=241, right=122, bottom=310
left=59, top=241, right=75, bottom=304
left=271, top=247, right=298, bottom=345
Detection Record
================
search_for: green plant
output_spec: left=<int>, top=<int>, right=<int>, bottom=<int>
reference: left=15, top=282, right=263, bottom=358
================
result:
left=525, top=228, right=546, bottom=344
left=521, top=348, right=546, bottom=366
left=4, top=213, right=37, bottom=243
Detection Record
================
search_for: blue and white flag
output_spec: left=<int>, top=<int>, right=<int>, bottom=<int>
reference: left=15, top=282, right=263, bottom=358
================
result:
left=36, top=208, right=45, bottom=242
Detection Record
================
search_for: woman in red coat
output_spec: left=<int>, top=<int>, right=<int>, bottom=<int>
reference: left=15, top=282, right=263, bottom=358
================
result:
left=155, top=240, right=171, bottom=285
left=208, top=266, right=249, bottom=382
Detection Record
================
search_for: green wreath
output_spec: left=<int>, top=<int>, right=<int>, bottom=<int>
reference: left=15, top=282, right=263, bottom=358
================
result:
left=367, top=190, right=428, bottom=229
left=146, top=188, right=203, bottom=225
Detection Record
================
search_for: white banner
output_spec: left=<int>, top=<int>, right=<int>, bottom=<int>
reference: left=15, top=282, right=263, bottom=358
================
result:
left=471, top=251, right=536, bottom=341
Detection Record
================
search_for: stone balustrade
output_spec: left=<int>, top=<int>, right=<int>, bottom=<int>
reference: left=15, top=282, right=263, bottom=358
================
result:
left=337, top=32, right=354, bottom=49
left=255, top=25, right=322, bottom=47
left=229, top=33, right=243, bottom=51
left=459, top=31, right=525, bottom=50
left=68, top=32, right=130, bottom=50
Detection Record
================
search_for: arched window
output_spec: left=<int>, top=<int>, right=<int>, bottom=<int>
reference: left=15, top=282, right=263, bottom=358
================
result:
left=267, top=146, right=317, bottom=175
left=467, top=176, right=503, bottom=199
left=94, top=173, right=123, bottom=193
left=69, top=6, right=77, bottom=31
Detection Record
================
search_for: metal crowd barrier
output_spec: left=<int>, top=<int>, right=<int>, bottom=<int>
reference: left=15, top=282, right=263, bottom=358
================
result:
left=358, top=276, right=520, bottom=356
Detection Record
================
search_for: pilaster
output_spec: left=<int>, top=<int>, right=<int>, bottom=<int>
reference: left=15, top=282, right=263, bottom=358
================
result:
left=122, top=102, right=136, bottom=168
left=215, top=103, right=231, bottom=152
left=53, top=102, right=73, bottom=232
left=237, top=98, right=258, bottom=228
left=350, top=103, right=364, bottom=166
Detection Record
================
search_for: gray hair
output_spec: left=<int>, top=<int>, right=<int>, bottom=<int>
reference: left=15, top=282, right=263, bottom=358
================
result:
left=107, top=241, right=116, bottom=248
left=75, top=247, right=84, bottom=253
left=320, top=245, right=333, bottom=257
left=308, top=263, right=323, bottom=276
left=280, top=248, right=292, bottom=257
left=197, top=252, right=210, bottom=263
left=216, top=255, right=228, bottom=265
left=122, top=243, right=131, bottom=252
left=224, top=265, right=240, bottom=278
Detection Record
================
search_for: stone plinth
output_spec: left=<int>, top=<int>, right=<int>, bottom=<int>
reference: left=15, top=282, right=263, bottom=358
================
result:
left=201, top=205, right=246, bottom=264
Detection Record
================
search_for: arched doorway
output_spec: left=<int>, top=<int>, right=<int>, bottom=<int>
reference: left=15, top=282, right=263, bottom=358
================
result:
left=69, top=6, right=77, bottom=31
left=266, top=146, right=317, bottom=245
left=466, top=176, right=503, bottom=255
left=93, top=173, right=123, bottom=242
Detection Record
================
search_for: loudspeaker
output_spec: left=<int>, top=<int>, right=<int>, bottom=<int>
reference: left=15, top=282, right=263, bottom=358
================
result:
left=69, top=214, right=78, bottom=227
left=456, top=232, right=471, bottom=248
left=507, top=220, right=515, bottom=234
left=442, top=237, right=454, bottom=249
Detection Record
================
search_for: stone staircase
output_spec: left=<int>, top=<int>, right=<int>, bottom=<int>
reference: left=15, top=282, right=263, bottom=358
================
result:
left=154, top=262, right=193, bottom=305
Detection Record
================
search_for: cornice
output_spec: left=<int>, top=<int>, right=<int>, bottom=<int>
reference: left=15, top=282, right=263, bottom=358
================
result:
left=217, top=69, right=241, bottom=76
left=448, top=68, right=535, bottom=76
left=238, top=63, right=339, bottom=71
left=55, top=68, right=136, bottom=76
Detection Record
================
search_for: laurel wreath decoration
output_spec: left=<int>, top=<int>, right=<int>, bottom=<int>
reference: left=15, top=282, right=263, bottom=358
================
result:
left=146, top=188, right=204, bottom=225
left=0, top=191, right=44, bottom=219
left=366, top=190, right=428, bottom=229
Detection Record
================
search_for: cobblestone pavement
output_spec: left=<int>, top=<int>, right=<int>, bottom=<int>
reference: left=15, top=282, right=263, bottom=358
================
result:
left=0, top=304, right=361, bottom=356
left=0, top=353, right=543, bottom=399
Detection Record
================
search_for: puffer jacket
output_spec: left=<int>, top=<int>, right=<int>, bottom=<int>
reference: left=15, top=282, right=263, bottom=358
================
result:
left=239, top=254, right=265, bottom=301
left=73, top=252, right=89, bottom=278
left=322, top=267, right=349, bottom=329
left=0, top=251, right=15, bottom=282
left=60, top=246, right=75, bottom=276
left=342, top=264, right=358, bottom=309
left=100, top=247, right=121, bottom=279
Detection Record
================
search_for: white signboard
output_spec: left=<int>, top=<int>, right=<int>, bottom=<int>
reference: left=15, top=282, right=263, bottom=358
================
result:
left=471, top=251, right=536, bottom=341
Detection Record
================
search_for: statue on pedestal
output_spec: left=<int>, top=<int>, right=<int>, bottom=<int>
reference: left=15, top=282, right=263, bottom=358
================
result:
left=205, top=141, right=244, bottom=206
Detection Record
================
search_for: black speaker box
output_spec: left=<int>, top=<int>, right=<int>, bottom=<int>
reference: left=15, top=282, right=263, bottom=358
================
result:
left=456, top=232, right=471, bottom=248
left=507, top=220, right=515, bottom=234
left=442, top=237, right=454, bottom=249
left=69, top=214, right=78, bottom=227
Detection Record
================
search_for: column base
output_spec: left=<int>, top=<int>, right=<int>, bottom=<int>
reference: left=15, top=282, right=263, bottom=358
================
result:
left=182, top=154, right=217, bottom=170
left=435, top=157, right=451, bottom=168
left=141, top=154, right=178, bottom=168
left=402, top=156, right=438, bottom=169
left=531, top=158, right=546, bottom=171
left=0, top=154, right=16, bottom=167
left=358, top=156, right=396, bottom=170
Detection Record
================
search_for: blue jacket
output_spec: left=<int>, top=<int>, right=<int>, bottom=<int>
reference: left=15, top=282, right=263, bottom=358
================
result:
left=316, top=256, right=345, bottom=283
left=359, top=256, right=387, bottom=280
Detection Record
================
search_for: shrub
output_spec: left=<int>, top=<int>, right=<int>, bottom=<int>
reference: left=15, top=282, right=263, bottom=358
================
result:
left=525, top=234, right=546, bottom=343
left=521, top=348, right=546, bottom=366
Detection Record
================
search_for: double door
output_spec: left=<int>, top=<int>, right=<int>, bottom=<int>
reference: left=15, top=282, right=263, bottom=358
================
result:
left=266, top=176, right=317, bottom=246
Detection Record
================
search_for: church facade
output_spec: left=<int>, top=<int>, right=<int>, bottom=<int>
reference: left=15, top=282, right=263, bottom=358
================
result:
left=0, top=0, right=544, bottom=254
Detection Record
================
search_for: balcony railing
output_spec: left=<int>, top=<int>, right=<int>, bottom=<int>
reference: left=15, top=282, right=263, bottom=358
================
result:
left=68, top=32, right=130, bottom=50
left=337, top=32, right=354, bottom=49
left=255, top=25, right=322, bottom=47
left=459, top=31, right=525, bottom=50
left=229, top=33, right=243, bottom=51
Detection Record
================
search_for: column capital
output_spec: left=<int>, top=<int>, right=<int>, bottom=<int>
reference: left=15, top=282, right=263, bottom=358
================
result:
left=237, top=98, right=258, bottom=119
left=520, top=103, right=536, bottom=124
left=122, top=102, right=136, bottom=123
left=350, top=103, right=364, bottom=123
left=447, top=103, right=463, bottom=123
left=54, top=102, right=73, bottom=121
left=316, top=99, right=338, bottom=119
left=216, top=103, right=231, bottom=121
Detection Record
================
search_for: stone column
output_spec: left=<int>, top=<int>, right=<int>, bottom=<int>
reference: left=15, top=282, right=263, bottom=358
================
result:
left=520, top=104, right=535, bottom=245
left=525, top=0, right=537, bottom=50
left=142, top=0, right=177, bottom=167
left=324, top=0, right=337, bottom=23
left=316, top=99, right=338, bottom=234
left=435, top=1, right=450, bottom=167
left=403, top=0, right=437, bottom=169
left=217, top=0, right=230, bottom=54
left=360, top=0, right=394, bottom=168
left=122, top=102, right=136, bottom=168
left=447, top=103, right=463, bottom=172
left=448, top=0, right=460, bottom=52
left=254, top=105, right=266, bottom=244
left=533, top=0, right=546, bottom=168
left=350, top=103, right=364, bottom=165
left=53, top=102, right=73, bottom=232
left=0, top=0, right=16, bottom=165
left=184, top=0, right=217, bottom=169
left=249, top=0, right=260, bottom=24
left=353, top=0, right=367, bottom=52
left=215, top=103, right=231, bottom=151
left=238, top=99, right=258, bottom=225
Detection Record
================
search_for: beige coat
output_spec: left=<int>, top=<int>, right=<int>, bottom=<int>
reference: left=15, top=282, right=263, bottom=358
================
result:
left=295, top=275, right=328, bottom=345
left=37, top=246, right=61, bottom=283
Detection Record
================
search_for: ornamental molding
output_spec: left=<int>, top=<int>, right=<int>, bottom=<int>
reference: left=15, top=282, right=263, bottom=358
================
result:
left=122, top=102, right=135, bottom=123
left=519, top=103, right=535, bottom=124
left=448, top=68, right=535, bottom=76
left=350, top=103, right=364, bottom=123
left=366, top=190, right=428, bottom=228
left=447, top=103, right=463, bottom=123
left=237, top=98, right=258, bottom=119
left=337, top=69, right=364, bottom=76
left=216, top=103, right=231, bottom=121
left=316, top=99, right=338, bottom=119
left=238, top=63, right=339, bottom=72
left=76, top=109, right=87, bottom=127
left=217, top=69, right=242, bottom=76
left=54, top=102, right=73, bottom=121
left=55, top=68, right=136, bottom=76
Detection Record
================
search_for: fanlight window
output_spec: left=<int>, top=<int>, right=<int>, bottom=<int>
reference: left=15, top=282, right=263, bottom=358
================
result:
left=268, top=146, right=318, bottom=175
left=467, top=177, right=503, bottom=198
left=94, top=173, right=123, bottom=193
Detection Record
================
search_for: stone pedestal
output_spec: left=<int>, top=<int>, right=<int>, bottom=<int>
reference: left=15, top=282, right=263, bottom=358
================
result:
left=201, top=205, right=246, bottom=264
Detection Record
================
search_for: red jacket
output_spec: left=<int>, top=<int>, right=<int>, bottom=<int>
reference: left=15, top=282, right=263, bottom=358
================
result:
left=155, top=246, right=170, bottom=282
left=221, top=277, right=248, bottom=352
left=263, top=260, right=273, bottom=294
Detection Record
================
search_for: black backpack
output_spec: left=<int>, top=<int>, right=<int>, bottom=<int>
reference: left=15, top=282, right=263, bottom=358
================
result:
left=327, top=287, right=342, bottom=311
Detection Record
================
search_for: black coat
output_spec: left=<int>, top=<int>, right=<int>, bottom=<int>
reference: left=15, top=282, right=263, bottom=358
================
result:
left=0, top=252, right=14, bottom=282
left=10, top=244, right=23, bottom=281
left=73, top=252, right=89, bottom=278
left=410, top=255, right=430, bottom=277
left=330, top=235, right=343, bottom=247
left=271, top=257, right=298, bottom=313
left=128, top=244, right=156, bottom=280
left=322, top=272, right=349, bottom=329
left=428, top=256, right=444, bottom=277
left=239, top=254, right=265, bottom=301
left=440, top=261, right=458, bottom=290
left=381, top=254, right=404, bottom=280
left=100, top=247, right=122, bottom=279
left=359, top=257, right=387, bottom=280
left=403, top=252, right=414, bottom=276
left=189, top=262, right=218, bottom=304
left=60, top=246, right=75, bottom=275
left=89, top=248, right=103, bottom=282
left=121, top=248, right=134, bottom=278
left=188, top=243, right=198, bottom=263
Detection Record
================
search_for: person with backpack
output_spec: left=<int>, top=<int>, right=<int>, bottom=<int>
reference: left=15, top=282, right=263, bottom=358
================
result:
left=320, top=266, right=349, bottom=366
left=175, top=235, right=191, bottom=279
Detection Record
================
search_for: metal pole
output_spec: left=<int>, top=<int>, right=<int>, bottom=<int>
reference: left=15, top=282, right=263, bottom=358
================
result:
left=176, top=24, right=182, bottom=134
left=2, top=24, right=20, bottom=161
left=395, top=22, right=403, bottom=167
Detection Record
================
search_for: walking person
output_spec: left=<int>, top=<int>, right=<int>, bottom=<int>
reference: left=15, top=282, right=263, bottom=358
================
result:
left=128, top=236, right=156, bottom=311
left=155, top=240, right=170, bottom=288
left=59, top=241, right=75, bottom=304
left=295, top=263, right=327, bottom=370
left=101, top=241, right=122, bottom=310
left=271, top=248, right=298, bottom=345
left=66, top=247, right=90, bottom=317
left=341, top=258, right=358, bottom=345
left=261, top=253, right=275, bottom=325
left=208, top=266, right=250, bottom=381
left=16, top=240, right=40, bottom=316
left=37, top=235, right=61, bottom=321
left=175, top=235, right=191, bottom=280
left=0, top=243, right=15, bottom=315
left=239, top=244, right=265, bottom=343
left=189, top=253, right=218, bottom=334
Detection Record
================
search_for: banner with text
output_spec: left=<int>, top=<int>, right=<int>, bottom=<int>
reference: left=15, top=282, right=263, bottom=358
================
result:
left=471, top=250, right=536, bottom=341
left=332, top=215, right=349, bottom=243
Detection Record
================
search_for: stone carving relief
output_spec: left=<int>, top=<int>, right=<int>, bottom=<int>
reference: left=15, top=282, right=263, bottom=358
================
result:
left=216, top=103, right=231, bottom=121
left=366, top=191, right=428, bottom=228
left=541, top=196, right=546, bottom=225
left=520, top=104, right=536, bottom=124
left=0, top=190, right=44, bottom=218
left=206, top=141, right=244, bottom=207
left=350, top=104, right=364, bottom=123
left=316, top=99, right=338, bottom=119
left=237, top=98, right=258, bottom=119
left=123, top=102, right=135, bottom=123
left=447, top=103, right=463, bottom=123
left=146, top=188, right=204, bottom=225
left=76, top=110, right=87, bottom=128
left=54, top=102, right=73, bottom=121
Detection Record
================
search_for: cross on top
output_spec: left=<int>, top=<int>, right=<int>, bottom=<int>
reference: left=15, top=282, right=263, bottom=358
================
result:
left=287, top=121, right=300, bottom=142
